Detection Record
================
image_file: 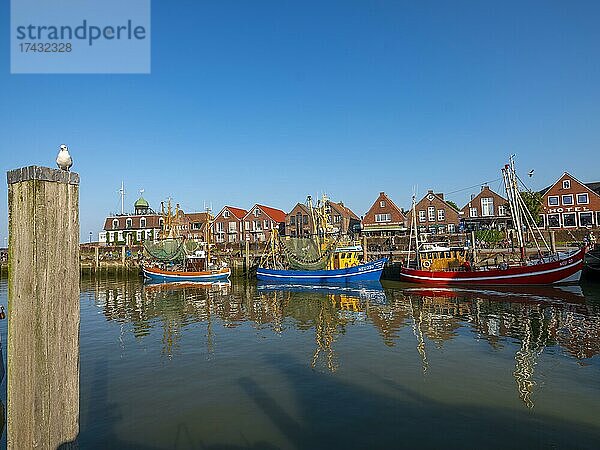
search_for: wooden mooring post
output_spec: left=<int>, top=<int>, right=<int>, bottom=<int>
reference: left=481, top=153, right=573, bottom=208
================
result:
left=7, top=166, right=80, bottom=449
left=245, top=239, right=250, bottom=278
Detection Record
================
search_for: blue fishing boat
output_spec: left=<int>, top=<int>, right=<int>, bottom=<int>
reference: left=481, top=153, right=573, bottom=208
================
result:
left=257, top=257, right=387, bottom=283
left=257, top=194, right=387, bottom=284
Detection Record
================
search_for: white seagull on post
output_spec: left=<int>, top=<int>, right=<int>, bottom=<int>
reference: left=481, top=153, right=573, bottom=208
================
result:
left=56, top=144, right=73, bottom=171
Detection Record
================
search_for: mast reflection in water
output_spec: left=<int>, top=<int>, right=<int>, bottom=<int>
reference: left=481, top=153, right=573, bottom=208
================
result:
left=6, top=276, right=596, bottom=448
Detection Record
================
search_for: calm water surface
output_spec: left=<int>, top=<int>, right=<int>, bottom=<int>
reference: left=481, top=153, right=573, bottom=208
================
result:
left=1, top=276, right=600, bottom=449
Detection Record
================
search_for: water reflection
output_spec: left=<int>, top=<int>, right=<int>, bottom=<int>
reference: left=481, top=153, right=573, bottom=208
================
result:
left=88, top=277, right=600, bottom=409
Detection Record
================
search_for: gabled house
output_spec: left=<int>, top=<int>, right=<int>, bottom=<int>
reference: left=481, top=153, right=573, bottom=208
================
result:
left=329, top=202, right=361, bottom=236
left=285, top=200, right=360, bottom=237
left=460, top=185, right=510, bottom=231
left=406, top=190, right=460, bottom=234
left=362, top=192, right=407, bottom=236
left=213, top=206, right=247, bottom=244
left=539, top=172, right=600, bottom=229
left=243, top=204, right=286, bottom=242
left=286, top=203, right=312, bottom=237
left=100, top=195, right=162, bottom=245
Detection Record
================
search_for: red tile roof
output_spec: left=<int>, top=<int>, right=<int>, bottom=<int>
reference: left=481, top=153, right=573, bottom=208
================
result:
left=256, top=204, right=286, bottom=223
left=226, top=206, right=248, bottom=220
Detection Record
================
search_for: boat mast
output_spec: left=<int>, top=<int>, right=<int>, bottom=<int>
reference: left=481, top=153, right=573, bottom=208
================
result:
left=411, top=195, right=421, bottom=269
left=502, top=156, right=526, bottom=261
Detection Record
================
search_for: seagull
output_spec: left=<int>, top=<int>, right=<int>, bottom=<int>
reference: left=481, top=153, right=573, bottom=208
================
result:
left=56, top=144, right=73, bottom=171
left=528, top=169, right=535, bottom=177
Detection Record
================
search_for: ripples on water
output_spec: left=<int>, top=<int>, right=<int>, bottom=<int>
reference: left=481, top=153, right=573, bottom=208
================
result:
left=1, top=276, right=600, bottom=449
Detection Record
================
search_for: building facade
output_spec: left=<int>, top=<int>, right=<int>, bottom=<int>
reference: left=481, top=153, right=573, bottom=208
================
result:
left=406, top=190, right=460, bottom=234
left=540, top=172, right=600, bottom=229
left=100, top=196, right=162, bottom=245
left=361, top=192, right=407, bottom=236
left=460, top=186, right=510, bottom=231
left=243, top=204, right=286, bottom=242
left=213, top=206, right=247, bottom=244
left=286, top=203, right=312, bottom=237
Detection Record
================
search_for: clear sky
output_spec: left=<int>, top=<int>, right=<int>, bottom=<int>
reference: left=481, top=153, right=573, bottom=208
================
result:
left=1, top=0, right=599, bottom=242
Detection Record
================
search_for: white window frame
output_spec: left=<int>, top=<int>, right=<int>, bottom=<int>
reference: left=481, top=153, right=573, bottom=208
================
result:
left=498, top=205, right=507, bottom=216
left=481, top=197, right=494, bottom=217
left=112, top=219, right=119, bottom=229
left=223, top=210, right=230, bottom=218
left=216, top=222, right=224, bottom=233
left=469, top=207, right=477, bottom=218
left=562, top=212, right=576, bottom=228
left=576, top=193, right=589, bottom=204
left=380, top=200, right=386, bottom=208
left=447, top=223, right=456, bottom=233
left=228, top=221, right=237, bottom=233
left=579, top=211, right=593, bottom=227
left=561, top=194, right=574, bottom=206
left=140, top=217, right=146, bottom=228
left=547, top=213, right=560, bottom=228
left=418, top=211, right=426, bottom=222
left=563, top=180, right=571, bottom=189
left=254, top=208, right=261, bottom=217
left=437, top=209, right=445, bottom=221
left=136, top=230, right=142, bottom=241
left=263, top=220, right=269, bottom=230
left=126, top=218, right=132, bottom=228
left=548, top=196, right=559, bottom=206
left=427, top=206, right=435, bottom=221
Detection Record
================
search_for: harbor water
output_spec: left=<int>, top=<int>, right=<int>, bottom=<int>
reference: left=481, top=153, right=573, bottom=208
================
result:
left=1, top=275, right=599, bottom=449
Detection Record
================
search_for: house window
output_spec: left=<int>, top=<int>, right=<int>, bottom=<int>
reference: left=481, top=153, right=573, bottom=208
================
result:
left=375, top=214, right=391, bottom=222
left=263, top=220, right=269, bottom=229
left=303, top=215, right=308, bottom=225
left=547, top=214, right=560, bottom=228
left=254, top=208, right=261, bottom=217
left=418, top=211, right=426, bottom=222
left=136, top=230, right=142, bottom=241
left=126, top=218, right=132, bottom=228
left=112, top=219, right=119, bottom=229
left=253, top=220, right=260, bottom=231
left=290, top=216, right=296, bottom=225
left=469, top=207, right=478, bottom=218
left=118, top=231, right=123, bottom=242
left=548, top=196, right=559, bottom=206
left=334, top=215, right=341, bottom=223
left=597, top=212, right=600, bottom=227
left=481, top=198, right=494, bottom=216
left=140, top=217, right=146, bottom=228
left=228, top=234, right=236, bottom=243
left=380, top=200, right=386, bottom=208
left=228, top=222, right=236, bottom=233
left=159, top=218, right=164, bottom=228
left=498, top=205, right=507, bottom=216
left=437, top=209, right=445, bottom=221
left=577, top=193, right=589, bottom=204
left=562, top=213, right=576, bottom=227
left=448, top=224, right=456, bottom=233
left=437, top=225, right=446, bottom=234
left=223, top=210, right=230, bottom=218
left=563, top=180, right=571, bottom=189
left=579, top=212, right=593, bottom=227
left=561, top=194, right=573, bottom=205
left=428, top=206, right=435, bottom=221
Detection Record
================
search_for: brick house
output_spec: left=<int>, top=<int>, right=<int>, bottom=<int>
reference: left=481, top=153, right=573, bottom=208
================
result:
left=243, top=204, right=286, bottom=242
left=100, top=196, right=162, bottom=245
left=460, top=185, right=510, bottom=231
left=406, top=190, right=460, bottom=234
left=286, top=203, right=312, bottom=237
left=362, top=192, right=407, bottom=236
left=540, top=172, right=600, bottom=229
left=213, top=206, right=247, bottom=244
left=285, top=200, right=360, bottom=237
left=183, top=212, right=213, bottom=240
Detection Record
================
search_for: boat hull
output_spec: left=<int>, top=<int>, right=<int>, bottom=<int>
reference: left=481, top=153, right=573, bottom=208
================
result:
left=256, top=258, right=387, bottom=283
left=400, top=248, right=585, bottom=286
left=142, top=266, right=231, bottom=282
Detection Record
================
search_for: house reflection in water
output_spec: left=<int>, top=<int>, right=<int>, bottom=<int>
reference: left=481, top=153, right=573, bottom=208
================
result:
left=89, top=278, right=600, bottom=408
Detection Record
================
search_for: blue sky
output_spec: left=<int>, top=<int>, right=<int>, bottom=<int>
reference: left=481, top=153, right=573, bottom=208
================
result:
left=1, top=0, right=600, bottom=242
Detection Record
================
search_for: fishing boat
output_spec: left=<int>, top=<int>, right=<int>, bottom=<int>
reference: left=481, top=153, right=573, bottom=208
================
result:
left=142, top=200, right=231, bottom=283
left=257, top=195, right=387, bottom=283
left=400, top=156, right=586, bottom=286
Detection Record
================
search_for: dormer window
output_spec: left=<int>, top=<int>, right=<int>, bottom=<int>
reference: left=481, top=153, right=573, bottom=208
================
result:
left=126, top=218, right=133, bottom=229
left=112, top=219, right=119, bottom=229
left=140, top=217, right=146, bottom=228
left=563, top=180, right=571, bottom=189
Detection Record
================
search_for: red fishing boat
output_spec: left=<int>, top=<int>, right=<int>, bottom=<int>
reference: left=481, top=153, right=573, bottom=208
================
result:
left=400, top=157, right=586, bottom=286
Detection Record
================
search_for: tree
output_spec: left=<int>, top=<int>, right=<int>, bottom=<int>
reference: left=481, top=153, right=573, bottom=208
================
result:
left=446, top=200, right=460, bottom=211
left=520, top=191, right=543, bottom=224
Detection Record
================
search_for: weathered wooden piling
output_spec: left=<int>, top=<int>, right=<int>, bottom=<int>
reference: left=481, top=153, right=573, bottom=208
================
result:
left=245, top=239, right=250, bottom=278
left=550, top=231, right=557, bottom=253
left=7, top=166, right=80, bottom=449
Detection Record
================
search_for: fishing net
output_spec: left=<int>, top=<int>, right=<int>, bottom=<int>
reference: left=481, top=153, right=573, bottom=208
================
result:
left=279, top=236, right=338, bottom=270
left=144, top=239, right=185, bottom=261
